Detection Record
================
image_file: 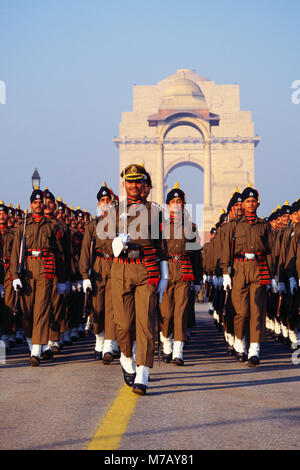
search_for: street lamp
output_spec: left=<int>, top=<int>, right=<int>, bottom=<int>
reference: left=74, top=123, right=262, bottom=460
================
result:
left=32, top=168, right=41, bottom=189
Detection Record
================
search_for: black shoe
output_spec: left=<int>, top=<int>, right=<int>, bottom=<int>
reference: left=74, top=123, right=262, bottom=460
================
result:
left=173, top=357, right=184, bottom=366
left=248, top=356, right=260, bottom=367
left=122, top=367, right=136, bottom=387
left=162, top=353, right=172, bottom=363
left=94, top=350, right=103, bottom=361
left=30, top=356, right=40, bottom=367
left=8, top=340, right=16, bottom=348
left=41, top=350, right=53, bottom=360
left=103, top=352, right=113, bottom=364
left=52, top=344, right=63, bottom=355
left=227, top=346, right=236, bottom=357
left=132, top=384, right=147, bottom=395
left=235, top=352, right=247, bottom=362
left=112, top=349, right=121, bottom=359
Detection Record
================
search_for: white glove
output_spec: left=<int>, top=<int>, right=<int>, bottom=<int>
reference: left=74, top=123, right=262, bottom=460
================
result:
left=289, top=277, right=298, bottom=295
left=193, top=285, right=201, bottom=295
left=279, top=282, right=287, bottom=294
left=217, top=276, right=223, bottom=290
left=65, top=281, right=71, bottom=295
left=203, top=274, right=207, bottom=284
left=13, top=278, right=23, bottom=291
left=112, top=233, right=130, bottom=257
left=72, top=282, right=77, bottom=293
left=83, top=279, right=92, bottom=294
left=156, top=260, right=169, bottom=303
left=223, top=274, right=232, bottom=291
left=271, top=278, right=279, bottom=294
left=0, top=284, right=5, bottom=298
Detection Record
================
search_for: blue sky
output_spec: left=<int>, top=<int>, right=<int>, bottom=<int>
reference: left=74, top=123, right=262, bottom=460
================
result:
left=0, top=0, right=299, bottom=217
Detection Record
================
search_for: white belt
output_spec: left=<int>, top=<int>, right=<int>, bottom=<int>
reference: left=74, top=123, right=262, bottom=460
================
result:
left=245, top=253, right=256, bottom=260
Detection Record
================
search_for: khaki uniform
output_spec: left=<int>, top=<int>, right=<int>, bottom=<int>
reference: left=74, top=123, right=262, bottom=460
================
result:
left=221, top=216, right=275, bottom=343
left=0, top=228, right=17, bottom=335
left=10, top=217, right=65, bottom=345
left=79, top=216, right=116, bottom=339
left=110, top=201, right=167, bottom=368
left=160, top=219, right=202, bottom=342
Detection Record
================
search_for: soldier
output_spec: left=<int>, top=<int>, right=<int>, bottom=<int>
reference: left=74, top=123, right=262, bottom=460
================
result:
left=109, top=164, right=168, bottom=395
left=10, top=188, right=66, bottom=366
left=221, top=186, right=277, bottom=366
left=202, top=227, right=216, bottom=314
left=80, top=182, right=119, bottom=363
left=0, top=201, right=17, bottom=348
left=159, top=183, right=202, bottom=365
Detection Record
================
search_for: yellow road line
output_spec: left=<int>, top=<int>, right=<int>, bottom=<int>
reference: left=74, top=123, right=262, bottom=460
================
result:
left=87, top=385, right=139, bottom=450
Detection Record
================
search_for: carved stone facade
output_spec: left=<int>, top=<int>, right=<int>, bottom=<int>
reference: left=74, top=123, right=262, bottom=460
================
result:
left=113, top=69, right=259, bottom=233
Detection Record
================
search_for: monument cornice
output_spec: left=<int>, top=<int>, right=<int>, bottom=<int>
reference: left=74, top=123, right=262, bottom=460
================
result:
left=113, top=136, right=261, bottom=147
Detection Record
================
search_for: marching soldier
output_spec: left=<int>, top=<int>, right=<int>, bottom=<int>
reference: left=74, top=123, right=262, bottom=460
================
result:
left=80, top=182, right=118, bottom=363
left=0, top=201, right=18, bottom=348
left=109, top=164, right=168, bottom=395
left=221, top=186, right=277, bottom=366
left=159, top=183, right=202, bottom=365
left=10, top=188, right=66, bottom=366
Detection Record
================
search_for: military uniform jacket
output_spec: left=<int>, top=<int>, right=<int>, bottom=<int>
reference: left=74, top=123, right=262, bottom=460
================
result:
left=277, top=226, right=294, bottom=283
left=79, top=216, right=113, bottom=281
left=164, top=219, right=202, bottom=284
left=10, top=217, right=65, bottom=283
left=0, top=228, right=15, bottom=284
left=285, top=223, right=300, bottom=281
left=221, top=215, right=275, bottom=276
left=108, top=201, right=168, bottom=262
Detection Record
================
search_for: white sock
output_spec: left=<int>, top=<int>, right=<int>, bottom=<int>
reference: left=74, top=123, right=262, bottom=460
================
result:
left=160, top=333, right=172, bottom=355
left=112, top=340, right=119, bottom=351
left=269, top=319, right=275, bottom=332
left=134, top=365, right=149, bottom=386
left=274, top=320, right=281, bottom=335
left=281, top=325, right=289, bottom=339
left=120, top=353, right=136, bottom=374
left=208, top=302, right=213, bottom=311
left=42, top=340, right=52, bottom=353
left=95, top=332, right=105, bottom=352
left=172, top=341, right=184, bottom=360
left=31, top=344, right=42, bottom=358
left=248, top=342, right=260, bottom=358
left=227, top=333, right=235, bottom=347
left=103, top=339, right=113, bottom=355
left=234, top=336, right=246, bottom=354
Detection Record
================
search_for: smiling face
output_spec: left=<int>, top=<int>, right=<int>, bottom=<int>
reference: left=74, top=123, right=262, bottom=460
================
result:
left=0, top=210, right=8, bottom=225
left=124, top=179, right=145, bottom=200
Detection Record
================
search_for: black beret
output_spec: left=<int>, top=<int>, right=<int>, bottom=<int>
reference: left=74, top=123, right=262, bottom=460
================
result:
left=166, top=188, right=186, bottom=205
left=280, top=203, right=291, bottom=216
left=0, top=201, right=8, bottom=214
left=241, top=187, right=259, bottom=202
left=219, top=212, right=228, bottom=224
left=97, top=186, right=111, bottom=201
left=44, top=189, right=55, bottom=203
left=57, top=201, right=65, bottom=212
left=210, top=227, right=217, bottom=235
left=30, top=189, right=44, bottom=204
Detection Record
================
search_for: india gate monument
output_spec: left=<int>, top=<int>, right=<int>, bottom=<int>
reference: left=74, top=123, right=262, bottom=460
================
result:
left=113, top=69, right=260, bottom=238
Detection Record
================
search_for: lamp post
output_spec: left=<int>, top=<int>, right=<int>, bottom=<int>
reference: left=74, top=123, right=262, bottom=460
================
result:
left=32, top=168, right=41, bottom=189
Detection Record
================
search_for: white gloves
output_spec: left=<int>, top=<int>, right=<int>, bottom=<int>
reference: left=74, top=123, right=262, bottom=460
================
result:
left=57, top=283, right=66, bottom=295
left=271, top=278, right=279, bottom=294
left=0, top=285, right=5, bottom=298
left=13, top=279, right=23, bottom=291
left=203, top=274, right=207, bottom=284
left=223, top=274, right=232, bottom=291
left=279, top=282, right=287, bottom=294
left=156, top=261, right=169, bottom=304
left=83, top=279, right=92, bottom=294
left=112, top=233, right=130, bottom=257
left=289, top=277, right=298, bottom=295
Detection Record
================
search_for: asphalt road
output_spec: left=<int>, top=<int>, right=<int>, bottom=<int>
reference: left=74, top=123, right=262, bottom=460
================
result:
left=1, top=303, right=300, bottom=450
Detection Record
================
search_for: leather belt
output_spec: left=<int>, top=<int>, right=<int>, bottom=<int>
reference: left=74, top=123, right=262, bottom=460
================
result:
left=26, top=250, right=42, bottom=259
left=95, top=251, right=113, bottom=260
left=235, top=253, right=257, bottom=261
left=168, top=254, right=183, bottom=261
